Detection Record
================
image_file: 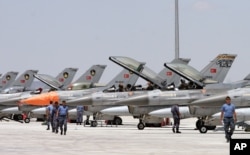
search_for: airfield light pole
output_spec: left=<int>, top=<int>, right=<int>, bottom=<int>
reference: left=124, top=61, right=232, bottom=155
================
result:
left=175, top=0, right=180, bottom=59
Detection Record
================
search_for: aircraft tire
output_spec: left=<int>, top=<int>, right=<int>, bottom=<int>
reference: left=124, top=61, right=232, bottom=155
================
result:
left=24, top=118, right=30, bottom=123
left=137, top=122, right=145, bottom=130
left=199, top=126, right=208, bottom=133
left=91, top=121, right=98, bottom=127
left=13, top=114, right=23, bottom=121
left=196, top=119, right=204, bottom=129
left=113, top=116, right=122, bottom=125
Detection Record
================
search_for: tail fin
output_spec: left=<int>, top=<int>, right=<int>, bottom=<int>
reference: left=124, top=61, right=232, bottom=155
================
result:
left=158, top=58, right=190, bottom=87
left=243, top=73, right=250, bottom=81
left=55, top=68, right=78, bottom=89
left=73, top=65, right=107, bottom=84
left=200, top=54, right=237, bottom=83
left=0, top=71, right=19, bottom=91
left=105, top=68, right=139, bottom=90
left=37, top=67, right=78, bottom=90
left=5, top=69, right=38, bottom=93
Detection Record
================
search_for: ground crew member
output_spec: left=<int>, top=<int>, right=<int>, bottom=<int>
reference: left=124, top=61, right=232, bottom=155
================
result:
left=76, top=105, right=84, bottom=125
left=51, top=101, right=59, bottom=133
left=171, top=104, right=181, bottom=133
left=220, top=96, right=237, bottom=142
left=57, top=100, right=69, bottom=135
left=46, top=101, right=53, bottom=130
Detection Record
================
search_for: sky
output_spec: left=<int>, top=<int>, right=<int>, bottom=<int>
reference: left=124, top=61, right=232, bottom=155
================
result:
left=0, top=0, right=250, bottom=86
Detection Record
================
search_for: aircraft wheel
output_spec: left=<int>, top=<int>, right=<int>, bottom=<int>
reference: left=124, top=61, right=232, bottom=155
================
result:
left=137, top=122, right=145, bottom=130
left=196, top=119, right=204, bottom=129
left=13, top=114, right=23, bottom=121
left=113, top=116, right=122, bottom=125
left=199, top=126, right=208, bottom=133
left=17, top=114, right=23, bottom=120
left=24, top=118, right=30, bottom=123
left=91, top=121, right=98, bottom=127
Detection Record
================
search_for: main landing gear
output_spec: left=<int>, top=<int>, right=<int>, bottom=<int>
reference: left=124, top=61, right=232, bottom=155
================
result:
left=196, top=119, right=216, bottom=133
left=137, top=120, right=145, bottom=130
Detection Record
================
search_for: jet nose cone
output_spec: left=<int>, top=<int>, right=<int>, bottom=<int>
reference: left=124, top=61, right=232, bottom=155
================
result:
left=20, top=92, right=59, bottom=106
left=67, top=95, right=93, bottom=106
left=115, top=94, right=149, bottom=106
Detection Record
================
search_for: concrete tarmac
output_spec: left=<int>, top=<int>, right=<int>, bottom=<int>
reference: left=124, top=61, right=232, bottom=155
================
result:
left=1, top=117, right=250, bottom=155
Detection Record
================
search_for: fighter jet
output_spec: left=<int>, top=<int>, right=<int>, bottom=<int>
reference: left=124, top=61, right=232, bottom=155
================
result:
left=135, top=54, right=250, bottom=132
left=21, top=67, right=140, bottom=126
left=95, top=54, right=237, bottom=129
left=120, top=62, right=250, bottom=132
left=19, top=67, right=141, bottom=125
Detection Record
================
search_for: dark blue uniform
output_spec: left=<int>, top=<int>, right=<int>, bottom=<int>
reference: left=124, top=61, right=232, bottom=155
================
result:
left=46, top=104, right=53, bottom=130
left=58, top=105, right=68, bottom=135
left=51, top=105, right=59, bottom=133
left=221, top=99, right=236, bottom=142
left=76, top=106, right=84, bottom=125
left=171, top=104, right=181, bottom=133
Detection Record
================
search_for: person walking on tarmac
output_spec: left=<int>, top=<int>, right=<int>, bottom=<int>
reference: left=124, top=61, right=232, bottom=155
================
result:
left=76, top=105, right=84, bottom=125
left=171, top=104, right=181, bottom=133
left=51, top=101, right=59, bottom=133
left=46, top=101, right=53, bottom=130
left=220, top=96, right=237, bottom=142
left=57, top=100, right=69, bottom=135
